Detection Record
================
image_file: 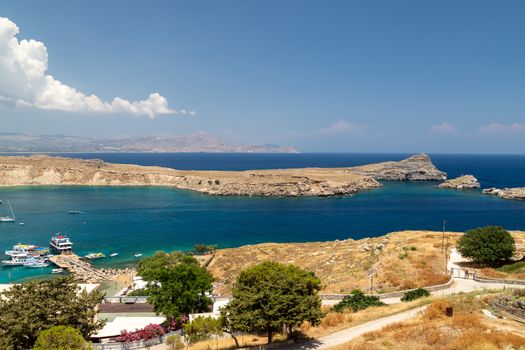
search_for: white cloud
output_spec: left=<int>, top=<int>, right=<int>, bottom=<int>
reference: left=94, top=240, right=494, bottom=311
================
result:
left=317, top=120, right=364, bottom=134
left=0, top=17, right=188, bottom=118
left=480, top=123, right=525, bottom=134
left=431, top=123, right=457, bottom=134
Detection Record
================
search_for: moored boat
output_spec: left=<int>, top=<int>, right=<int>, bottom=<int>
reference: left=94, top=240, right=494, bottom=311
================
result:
left=0, top=200, right=16, bottom=222
left=2, top=256, right=31, bottom=266
left=109, top=253, right=118, bottom=257
left=51, top=268, right=64, bottom=274
left=85, top=252, right=105, bottom=259
left=50, top=233, right=73, bottom=254
left=134, top=253, right=143, bottom=258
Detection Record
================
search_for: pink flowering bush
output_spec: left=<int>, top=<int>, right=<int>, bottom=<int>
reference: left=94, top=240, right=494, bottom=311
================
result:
left=166, top=314, right=189, bottom=332
left=115, top=323, right=165, bottom=342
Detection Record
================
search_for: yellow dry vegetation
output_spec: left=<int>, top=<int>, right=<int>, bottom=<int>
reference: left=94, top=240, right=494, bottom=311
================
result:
left=186, top=334, right=286, bottom=350
left=302, top=298, right=432, bottom=338
left=330, top=292, right=525, bottom=350
left=208, top=230, right=460, bottom=295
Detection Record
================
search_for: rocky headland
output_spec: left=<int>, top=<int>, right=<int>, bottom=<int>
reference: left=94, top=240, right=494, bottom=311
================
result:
left=350, top=153, right=447, bottom=181
left=483, top=187, right=525, bottom=201
left=438, top=175, right=480, bottom=189
left=0, top=153, right=446, bottom=197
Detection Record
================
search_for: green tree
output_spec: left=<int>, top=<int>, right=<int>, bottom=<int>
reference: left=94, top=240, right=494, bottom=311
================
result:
left=33, top=326, right=92, bottom=350
left=0, top=276, right=104, bottom=350
left=457, top=226, right=515, bottom=265
left=222, top=261, right=323, bottom=344
left=183, top=316, right=223, bottom=344
left=137, top=251, right=213, bottom=320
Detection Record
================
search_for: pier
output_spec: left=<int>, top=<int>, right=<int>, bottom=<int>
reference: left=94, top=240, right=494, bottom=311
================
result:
left=49, top=254, right=134, bottom=283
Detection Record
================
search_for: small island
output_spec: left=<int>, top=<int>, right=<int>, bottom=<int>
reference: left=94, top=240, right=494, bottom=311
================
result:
left=483, top=187, right=525, bottom=201
left=438, top=175, right=480, bottom=189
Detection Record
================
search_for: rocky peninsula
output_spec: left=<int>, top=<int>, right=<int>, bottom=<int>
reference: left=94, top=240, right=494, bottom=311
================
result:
left=483, top=187, right=525, bottom=201
left=0, top=153, right=446, bottom=197
left=438, top=175, right=480, bottom=189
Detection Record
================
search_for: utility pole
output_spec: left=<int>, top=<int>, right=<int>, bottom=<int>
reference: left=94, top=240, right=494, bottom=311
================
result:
left=441, top=219, right=446, bottom=253
left=445, top=236, right=450, bottom=274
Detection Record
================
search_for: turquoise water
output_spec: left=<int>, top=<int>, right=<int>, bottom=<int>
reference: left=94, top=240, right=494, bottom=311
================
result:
left=1, top=153, right=525, bottom=283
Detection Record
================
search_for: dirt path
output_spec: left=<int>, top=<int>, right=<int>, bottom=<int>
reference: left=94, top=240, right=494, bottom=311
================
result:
left=282, top=306, right=427, bottom=349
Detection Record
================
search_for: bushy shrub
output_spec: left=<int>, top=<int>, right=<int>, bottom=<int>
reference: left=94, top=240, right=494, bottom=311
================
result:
left=333, top=289, right=385, bottom=312
left=166, top=334, right=185, bottom=350
left=166, top=314, right=189, bottom=332
left=401, top=288, right=430, bottom=302
left=115, top=324, right=165, bottom=342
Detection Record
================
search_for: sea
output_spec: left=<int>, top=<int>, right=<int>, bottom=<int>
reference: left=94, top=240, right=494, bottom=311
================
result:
left=1, top=153, right=525, bottom=283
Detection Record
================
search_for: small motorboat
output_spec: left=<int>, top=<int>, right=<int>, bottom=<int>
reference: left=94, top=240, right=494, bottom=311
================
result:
left=68, top=210, right=82, bottom=214
left=134, top=253, right=143, bottom=258
left=85, top=252, right=106, bottom=259
left=109, top=253, right=118, bottom=257
left=51, top=268, right=64, bottom=274
left=19, top=222, right=25, bottom=226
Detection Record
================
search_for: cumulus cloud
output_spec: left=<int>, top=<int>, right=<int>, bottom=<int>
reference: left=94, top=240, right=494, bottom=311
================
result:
left=0, top=17, right=187, bottom=118
left=431, top=123, right=457, bottom=134
left=480, top=123, right=525, bottom=134
left=317, top=120, right=364, bottom=134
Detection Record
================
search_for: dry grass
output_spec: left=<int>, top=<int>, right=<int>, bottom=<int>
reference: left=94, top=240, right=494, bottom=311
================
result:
left=186, top=334, right=286, bottom=350
left=208, top=230, right=460, bottom=295
left=328, top=292, right=525, bottom=350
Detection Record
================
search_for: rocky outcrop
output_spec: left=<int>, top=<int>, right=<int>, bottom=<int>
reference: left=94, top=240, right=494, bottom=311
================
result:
left=483, top=187, right=525, bottom=201
left=349, top=153, right=447, bottom=181
left=438, top=175, right=480, bottom=189
left=0, top=153, right=446, bottom=197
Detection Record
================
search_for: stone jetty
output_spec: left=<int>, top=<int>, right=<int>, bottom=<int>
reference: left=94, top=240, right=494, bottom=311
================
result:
left=50, top=254, right=135, bottom=283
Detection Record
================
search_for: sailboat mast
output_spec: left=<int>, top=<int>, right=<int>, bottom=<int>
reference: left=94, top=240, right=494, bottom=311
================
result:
left=7, top=200, right=15, bottom=220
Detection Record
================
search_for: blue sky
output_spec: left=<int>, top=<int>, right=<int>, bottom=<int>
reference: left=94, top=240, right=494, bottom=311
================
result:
left=0, top=0, right=524, bottom=153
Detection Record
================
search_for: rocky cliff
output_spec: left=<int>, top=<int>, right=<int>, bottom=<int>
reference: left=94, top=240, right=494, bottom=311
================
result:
left=0, top=153, right=446, bottom=197
left=438, top=175, right=480, bottom=189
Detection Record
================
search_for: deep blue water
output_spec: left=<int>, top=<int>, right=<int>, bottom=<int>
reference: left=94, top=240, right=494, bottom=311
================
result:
left=1, top=153, right=524, bottom=283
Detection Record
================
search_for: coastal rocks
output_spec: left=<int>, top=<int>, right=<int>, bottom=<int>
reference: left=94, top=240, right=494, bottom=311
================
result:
left=360, top=238, right=389, bottom=253
left=483, top=187, right=525, bottom=201
left=349, top=153, right=447, bottom=181
left=438, top=175, right=480, bottom=189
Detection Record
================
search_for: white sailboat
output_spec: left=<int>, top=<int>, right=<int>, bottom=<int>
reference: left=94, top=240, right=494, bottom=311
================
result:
left=0, top=200, right=15, bottom=222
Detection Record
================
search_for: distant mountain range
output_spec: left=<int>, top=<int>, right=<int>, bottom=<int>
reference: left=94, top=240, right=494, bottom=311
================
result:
left=0, top=132, right=298, bottom=153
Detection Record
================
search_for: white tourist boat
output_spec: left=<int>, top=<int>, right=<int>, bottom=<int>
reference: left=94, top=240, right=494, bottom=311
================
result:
left=2, top=256, right=31, bottom=266
left=0, top=200, right=16, bottom=222
left=49, top=233, right=73, bottom=254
